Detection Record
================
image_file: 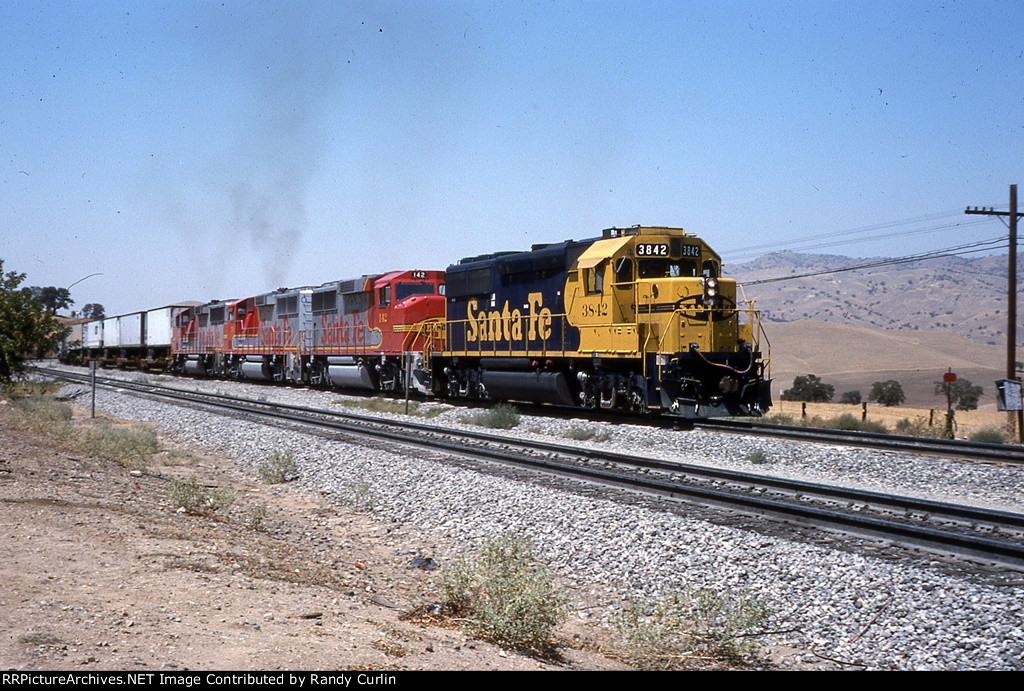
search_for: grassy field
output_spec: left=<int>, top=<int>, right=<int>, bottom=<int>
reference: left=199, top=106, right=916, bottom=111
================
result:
left=770, top=399, right=1016, bottom=442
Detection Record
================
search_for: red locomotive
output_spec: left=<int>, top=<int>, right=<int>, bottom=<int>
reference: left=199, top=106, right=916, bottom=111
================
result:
left=171, top=270, right=446, bottom=392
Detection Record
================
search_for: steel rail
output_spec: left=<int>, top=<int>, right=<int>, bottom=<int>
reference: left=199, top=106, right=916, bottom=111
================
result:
left=693, top=417, right=1024, bottom=464
left=36, top=366, right=1024, bottom=569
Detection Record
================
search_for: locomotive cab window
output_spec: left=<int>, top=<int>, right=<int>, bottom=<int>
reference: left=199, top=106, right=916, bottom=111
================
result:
left=702, top=260, right=719, bottom=278
left=585, top=263, right=605, bottom=295
left=638, top=259, right=696, bottom=279
left=395, top=282, right=434, bottom=301
left=378, top=285, right=391, bottom=308
left=209, top=306, right=225, bottom=324
left=613, top=257, right=634, bottom=284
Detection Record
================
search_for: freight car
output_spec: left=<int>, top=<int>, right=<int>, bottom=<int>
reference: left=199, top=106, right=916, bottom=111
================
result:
left=61, top=302, right=199, bottom=370
left=435, top=226, right=770, bottom=418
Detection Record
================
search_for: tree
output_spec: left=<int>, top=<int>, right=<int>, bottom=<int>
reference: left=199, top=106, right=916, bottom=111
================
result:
left=839, top=390, right=862, bottom=405
left=81, top=303, right=105, bottom=319
left=27, top=286, right=73, bottom=313
left=0, top=260, right=69, bottom=382
left=780, top=374, right=834, bottom=402
left=869, top=380, right=905, bottom=407
left=935, top=378, right=983, bottom=411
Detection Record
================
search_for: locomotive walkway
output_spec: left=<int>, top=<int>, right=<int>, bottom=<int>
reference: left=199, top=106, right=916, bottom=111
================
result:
left=36, top=366, right=1024, bottom=571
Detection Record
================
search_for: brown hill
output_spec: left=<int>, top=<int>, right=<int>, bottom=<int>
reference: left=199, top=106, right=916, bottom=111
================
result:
left=732, top=251, right=1021, bottom=347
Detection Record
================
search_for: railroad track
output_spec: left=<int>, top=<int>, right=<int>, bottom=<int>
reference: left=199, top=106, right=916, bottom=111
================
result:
left=35, top=366, right=1024, bottom=570
left=693, top=417, right=1024, bottom=465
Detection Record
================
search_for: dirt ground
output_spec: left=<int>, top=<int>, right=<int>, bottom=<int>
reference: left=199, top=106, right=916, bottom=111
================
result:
left=0, top=398, right=634, bottom=671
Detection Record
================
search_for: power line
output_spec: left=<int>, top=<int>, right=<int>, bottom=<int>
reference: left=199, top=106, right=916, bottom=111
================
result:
left=734, top=208, right=968, bottom=255
left=724, top=217, right=996, bottom=263
left=742, top=236, right=1008, bottom=286
left=720, top=208, right=1006, bottom=263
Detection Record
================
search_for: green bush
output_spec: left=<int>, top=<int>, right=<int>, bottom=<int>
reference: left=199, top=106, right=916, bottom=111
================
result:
left=14, top=395, right=73, bottom=436
left=970, top=428, right=1007, bottom=444
left=342, top=480, right=374, bottom=512
left=745, top=447, right=769, bottom=465
left=619, top=588, right=770, bottom=669
left=256, top=450, right=298, bottom=484
left=169, top=476, right=233, bottom=516
left=823, top=413, right=888, bottom=434
left=245, top=502, right=269, bottom=531
left=440, top=532, right=567, bottom=655
left=564, top=424, right=595, bottom=441
left=79, top=423, right=160, bottom=468
left=337, top=398, right=445, bottom=418
left=894, top=417, right=940, bottom=438
left=472, top=402, right=521, bottom=430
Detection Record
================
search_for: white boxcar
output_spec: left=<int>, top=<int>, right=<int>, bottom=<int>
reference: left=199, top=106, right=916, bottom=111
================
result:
left=145, top=307, right=176, bottom=348
left=66, top=322, right=84, bottom=348
left=118, top=312, right=145, bottom=348
left=84, top=320, right=104, bottom=348
left=102, top=317, right=121, bottom=348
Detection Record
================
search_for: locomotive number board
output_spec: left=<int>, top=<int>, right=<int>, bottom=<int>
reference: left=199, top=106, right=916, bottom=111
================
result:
left=635, top=243, right=701, bottom=258
left=636, top=243, right=669, bottom=256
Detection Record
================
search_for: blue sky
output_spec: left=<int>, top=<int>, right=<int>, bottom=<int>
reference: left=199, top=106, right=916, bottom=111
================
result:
left=1, top=0, right=1021, bottom=315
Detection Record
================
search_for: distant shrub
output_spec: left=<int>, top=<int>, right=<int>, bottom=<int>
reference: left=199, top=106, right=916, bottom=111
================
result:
left=894, top=417, right=940, bottom=438
left=869, top=380, right=905, bottom=407
left=839, top=390, right=862, bottom=405
left=780, top=374, right=834, bottom=402
left=79, top=422, right=160, bottom=468
left=564, top=424, right=596, bottom=441
left=337, top=398, right=446, bottom=419
left=15, top=395, right=73, bottom=436
left=823, top=413, right=888, bottom=434
left=970, top=428, right=1007, bottom=444
left=745, top=447, right=769, bottom=464
left=245, top=503, right=269, bottom=531
left=256, top=450, right=298, bottom=484
left=473, top=402, right=521, bottom=429
left=342, top=480, right=374, bottom=512
left=170, top=476, right=233, bottom=516
left=935, top=379, right=984, bottom=411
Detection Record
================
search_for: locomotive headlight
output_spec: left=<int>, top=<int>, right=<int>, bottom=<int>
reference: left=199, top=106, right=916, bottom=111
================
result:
left=704, top=277, right=719, bottom=302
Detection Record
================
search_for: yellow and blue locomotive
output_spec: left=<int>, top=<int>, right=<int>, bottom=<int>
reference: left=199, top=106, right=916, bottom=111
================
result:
left=434, top=226, right=771, bottom=418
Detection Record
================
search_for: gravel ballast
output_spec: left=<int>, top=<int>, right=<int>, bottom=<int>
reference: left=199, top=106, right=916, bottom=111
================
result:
left=49, top=367, right=1024, bottom=670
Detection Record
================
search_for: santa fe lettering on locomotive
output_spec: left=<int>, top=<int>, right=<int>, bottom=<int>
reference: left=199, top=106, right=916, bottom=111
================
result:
left=466, top=292, right=552, bottom=344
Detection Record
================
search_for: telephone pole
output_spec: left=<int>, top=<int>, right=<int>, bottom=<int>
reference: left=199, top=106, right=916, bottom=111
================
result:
left=965, top=184, right=1023, bottom=441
